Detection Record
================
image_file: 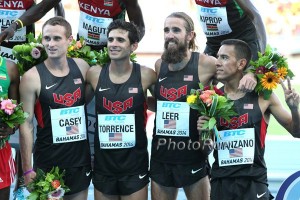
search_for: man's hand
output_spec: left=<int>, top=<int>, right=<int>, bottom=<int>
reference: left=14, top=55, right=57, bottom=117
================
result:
left=238, top=72, right=257, bottom=92
left=24, top=170, right=36, bottom=190
left=197, top=116, right=210, bottom=132
left=0, top=123, right=15, bottom=139
left=0, top=24, right=17, bottom=43
left=281, top=77, right=300, bottom=110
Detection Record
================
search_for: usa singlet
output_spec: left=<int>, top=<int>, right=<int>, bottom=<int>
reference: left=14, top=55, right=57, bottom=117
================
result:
left=212, top=91, right=268, bottom=184
left=151, top=52, right=208, bottom=165
left=34, top=58, right=90, bottom=168
left=94, top=63, right=148, bottom=176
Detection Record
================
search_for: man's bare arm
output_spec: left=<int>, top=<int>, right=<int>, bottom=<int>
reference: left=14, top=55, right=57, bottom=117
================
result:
left=0, top=0, right=61, bottom=43
left=123, top=0, right=145, bottom=40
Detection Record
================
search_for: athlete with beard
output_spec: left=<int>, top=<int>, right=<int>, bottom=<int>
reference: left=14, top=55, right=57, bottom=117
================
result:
left=149, top=12, right=257, bottom=200
left=197, top=39, right=300, bottom=200
left=19, top=17, right=92, bottom=200
left=86, top=19, right=156, bottom=200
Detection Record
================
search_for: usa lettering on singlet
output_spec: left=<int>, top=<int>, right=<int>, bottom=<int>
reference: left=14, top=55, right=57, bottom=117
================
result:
left=50, top=105, right=87, bottom=143
left=196, top=5, right=232, bottom=37
left=216, top=128, right=255, bottom=167
left=98, top=114, right=136, bottom=149
left=156, top=101, right=190, bottom=137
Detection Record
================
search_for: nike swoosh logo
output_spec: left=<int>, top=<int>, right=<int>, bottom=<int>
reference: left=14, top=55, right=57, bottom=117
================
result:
left=191, top=168, right=202, bottom=174
left=139, top=174, right=147, bottom=179
left=158, top=77, right=167, bottom=82
left=99, top=87, right=110, bottom=92
left=257, top=192, right=266, bottom=198
left=86, top=171, right=91, bottom=176
left=45, top=83, right=57, bottom=90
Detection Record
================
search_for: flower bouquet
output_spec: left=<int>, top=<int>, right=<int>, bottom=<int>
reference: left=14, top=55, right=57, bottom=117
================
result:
left=186, top=83, right=237, bottom=141
left=12, top=33, right=48, bottom=76
left=27, top=166, right=70, bottom=200
left=96, top=47, right=137, bottom=65
left=249, top=44, right=295, bottom=100
left=67, top=36, right=98, bottom=66
left=0, top=97, right=28, bottom=149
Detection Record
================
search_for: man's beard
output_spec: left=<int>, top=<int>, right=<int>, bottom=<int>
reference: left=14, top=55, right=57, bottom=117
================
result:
left=161, top=39, right=188, bottom=64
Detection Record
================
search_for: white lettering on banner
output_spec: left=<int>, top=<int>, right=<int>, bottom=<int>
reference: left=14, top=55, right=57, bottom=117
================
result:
left=79, top=3, right=111, bottom=16
left=85, top=15, right=106, bottom=24
left=0, top=1, right=24, bottom=9
left=60, top=107, right=80, bottom=115
left=196, top=0, right=222, bottom=6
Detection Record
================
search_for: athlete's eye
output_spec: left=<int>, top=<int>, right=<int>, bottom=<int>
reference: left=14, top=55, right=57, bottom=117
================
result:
left=43, top=36, right=51, bottom=41
left=163, top=27, right=170, bottom=34
left=116, top=38, right=125, bottom=43
left=108, top=37, right=114, bottom=42
left=171, top=27, right=181, bottom=33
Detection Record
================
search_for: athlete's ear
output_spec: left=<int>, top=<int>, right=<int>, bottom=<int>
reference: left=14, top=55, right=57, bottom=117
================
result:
left=131, top=42, right=138, bottom=52
left=237, top=58, right=247, bottom=71
left=68, top=35, right=73, bottom=43
left=186, top=31, right=195, bottom=43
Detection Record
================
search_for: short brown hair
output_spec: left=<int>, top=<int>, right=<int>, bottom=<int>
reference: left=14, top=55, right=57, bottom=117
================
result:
left=42, top=16, right=72, bottom=38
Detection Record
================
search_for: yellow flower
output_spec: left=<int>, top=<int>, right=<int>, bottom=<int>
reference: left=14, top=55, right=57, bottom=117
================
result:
left=187, top=94, right=198, bottom=104
left=277, top=67, right=288, bottom=80
left=68, top=46, right=74, bottom=51
left=261, top=72, right=280, bottom=90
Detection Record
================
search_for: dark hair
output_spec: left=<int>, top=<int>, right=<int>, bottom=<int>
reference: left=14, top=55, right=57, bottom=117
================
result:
left=221, top=39, right=252, bottom=68
left=167, top=12, right=197, bottom=51
left=107, top=19, right=140, bottom=44
left=42, top=16, right=72, bottom=38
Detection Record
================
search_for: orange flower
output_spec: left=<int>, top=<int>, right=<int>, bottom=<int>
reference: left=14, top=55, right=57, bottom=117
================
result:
left=261, top=72, right=280, bottom=90
left=277, top=67, right=288, bottom=80
left=200, top=90, right=215, bottom=106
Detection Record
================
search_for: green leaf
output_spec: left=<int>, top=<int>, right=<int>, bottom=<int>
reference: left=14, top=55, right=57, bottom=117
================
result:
left=208, top=95, right=218, bottom=116
left=208, top=117, right=216, bottom=130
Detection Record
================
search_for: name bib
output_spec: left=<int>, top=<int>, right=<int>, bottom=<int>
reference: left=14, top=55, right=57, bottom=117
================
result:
left=216, top=128, right=255, bottom=167
left=78, top=11, right=112, bottom=46
left=197, top=5, right=232, bottom=37
left=0, top=47, right=16, bottom=63
left=50, top=105, right=87, bottom=143
left=0, top=9, right=26, bottom=42
left=156, top=101, right=190, bottom=137
left=98, top=114, right=136, bottom=149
